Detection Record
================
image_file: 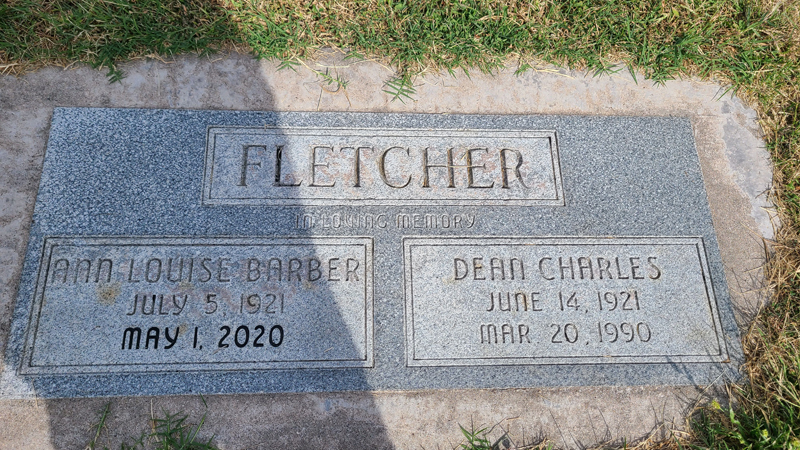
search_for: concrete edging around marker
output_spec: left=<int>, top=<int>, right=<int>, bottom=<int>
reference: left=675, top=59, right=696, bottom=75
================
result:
left=0, top=51, right=773, bottom=449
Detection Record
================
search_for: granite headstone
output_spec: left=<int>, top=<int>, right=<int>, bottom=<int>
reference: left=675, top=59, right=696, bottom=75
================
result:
left=2, top=108, right=742, bottom=397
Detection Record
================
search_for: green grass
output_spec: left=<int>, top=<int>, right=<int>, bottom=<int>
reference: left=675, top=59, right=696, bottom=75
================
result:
left=2, top=1, right=800, bottom=448
left=86, top=403, right=218, bottom=450
left=0, top=0, right=240, bottom=81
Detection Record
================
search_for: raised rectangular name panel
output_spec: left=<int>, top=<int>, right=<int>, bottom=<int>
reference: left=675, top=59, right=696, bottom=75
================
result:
left=21, top=237, right=373, bottom=374
left=203, top=127, right=563, bottom=206
left=404, top=237, right=726, bottom=366
left=2, top=108, right=744, bottom=397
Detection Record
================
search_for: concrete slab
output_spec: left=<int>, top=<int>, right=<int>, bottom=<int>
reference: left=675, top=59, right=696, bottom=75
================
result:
left=0, top=50, right=772, bottom=448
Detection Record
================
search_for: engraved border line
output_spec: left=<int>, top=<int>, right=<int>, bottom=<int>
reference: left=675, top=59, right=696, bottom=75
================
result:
left=21, top=236, right=374, bottom=374
left=402, top=236, right=727, bottom=366
left=202, top=127, right=564, bottom=206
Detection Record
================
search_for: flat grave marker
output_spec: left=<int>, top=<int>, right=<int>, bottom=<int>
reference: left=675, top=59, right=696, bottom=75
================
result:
left=2, top=108, right=743, bottom=397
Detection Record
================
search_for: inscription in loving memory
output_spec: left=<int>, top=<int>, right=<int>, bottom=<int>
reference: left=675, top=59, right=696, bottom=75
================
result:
left=202, top=128, right=564, bottom=206
left=293, top=213, right=477, bottom=230
left=20, top=237, right=373, bottom=374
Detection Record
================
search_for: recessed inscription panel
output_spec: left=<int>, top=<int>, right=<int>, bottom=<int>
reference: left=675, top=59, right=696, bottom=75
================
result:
left=404, top=237, right=727, bottom=366
left=203, top=128, right=563, bottom=206
left=21, top=237, right=373, bottom=374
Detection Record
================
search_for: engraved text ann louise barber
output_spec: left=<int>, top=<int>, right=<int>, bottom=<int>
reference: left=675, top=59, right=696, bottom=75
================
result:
left=48, top=254, right=359, bottom=352
left=22, top=238, right=373, bottom=373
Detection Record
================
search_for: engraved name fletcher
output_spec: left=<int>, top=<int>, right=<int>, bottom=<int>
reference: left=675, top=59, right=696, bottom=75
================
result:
left=204, top=128, right=563, bottom=205
left=236, top=143, right=530, bottom=189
